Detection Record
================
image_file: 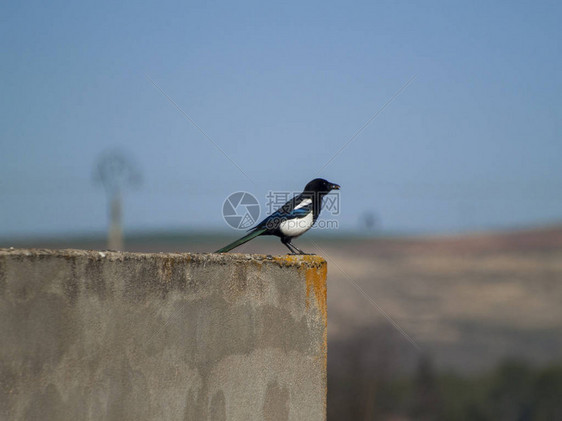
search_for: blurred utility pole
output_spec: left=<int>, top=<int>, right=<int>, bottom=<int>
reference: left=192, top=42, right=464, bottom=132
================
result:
left=93, top=150, right=142, bottom=250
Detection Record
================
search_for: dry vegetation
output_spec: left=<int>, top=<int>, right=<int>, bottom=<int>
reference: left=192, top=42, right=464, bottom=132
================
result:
left=316, top=227, right=562, bottom=372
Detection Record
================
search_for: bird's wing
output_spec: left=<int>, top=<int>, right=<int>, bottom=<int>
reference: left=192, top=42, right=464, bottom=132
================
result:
left=253, top=194, right=313, bottom=231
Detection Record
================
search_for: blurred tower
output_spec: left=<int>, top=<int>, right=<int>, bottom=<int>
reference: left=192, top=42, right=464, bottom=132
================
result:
left=360, top=211, right=378, bottom=231
left=93, top=150, right=142, bottom=250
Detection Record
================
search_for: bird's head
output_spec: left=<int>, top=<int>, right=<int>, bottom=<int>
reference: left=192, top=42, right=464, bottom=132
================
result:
left=304, top=178, right=340, bottom=195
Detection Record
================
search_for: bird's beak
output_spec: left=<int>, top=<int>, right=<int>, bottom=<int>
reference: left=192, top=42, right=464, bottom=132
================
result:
left=331, top=183, right=340, bottom=190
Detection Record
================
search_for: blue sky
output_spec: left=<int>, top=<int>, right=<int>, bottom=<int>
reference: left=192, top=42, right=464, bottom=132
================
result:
left=1, top=0, right=561, bottom=237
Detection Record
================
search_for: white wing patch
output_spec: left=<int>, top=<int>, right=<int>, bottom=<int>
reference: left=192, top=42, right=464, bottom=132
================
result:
left=293, top=198, right=312, bottom=211
left=279, top=212, right=314, bottom=237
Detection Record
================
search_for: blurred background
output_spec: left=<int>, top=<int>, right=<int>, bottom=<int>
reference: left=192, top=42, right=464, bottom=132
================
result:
left=2, top=1, right=562, bottom=419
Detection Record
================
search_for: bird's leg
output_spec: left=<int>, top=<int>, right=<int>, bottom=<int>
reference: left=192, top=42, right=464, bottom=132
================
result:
left=285, top=242, right=299, bottom=254
left=287, top=240, right=311, bottom=255
left=281, top=237, right=299, bottom=254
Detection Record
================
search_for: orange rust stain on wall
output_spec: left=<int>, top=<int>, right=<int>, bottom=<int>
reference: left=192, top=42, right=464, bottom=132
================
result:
left=305, top=262, right=328, bottom=327
left=161, top=258, right=174, bottom=281
left=305, top=260, right=328, bottom=384
left=271, top=255, right=327, bottom=323
left=270, top=255, right=328, bottom=365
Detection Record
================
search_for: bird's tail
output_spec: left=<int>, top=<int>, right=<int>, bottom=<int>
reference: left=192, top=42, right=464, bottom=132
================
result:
left=215, top=228, right=267, bottom=253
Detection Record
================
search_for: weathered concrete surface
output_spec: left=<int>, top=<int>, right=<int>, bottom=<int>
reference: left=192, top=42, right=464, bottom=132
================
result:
left=0, top=249, right=327, bottom=421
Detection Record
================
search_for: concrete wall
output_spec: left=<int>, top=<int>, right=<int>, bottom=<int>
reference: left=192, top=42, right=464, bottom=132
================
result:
left=0, top=248, right=327, bottom=421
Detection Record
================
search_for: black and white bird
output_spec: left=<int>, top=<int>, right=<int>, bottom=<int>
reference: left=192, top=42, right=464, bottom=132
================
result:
left=215, top=178, right=340, bottom=254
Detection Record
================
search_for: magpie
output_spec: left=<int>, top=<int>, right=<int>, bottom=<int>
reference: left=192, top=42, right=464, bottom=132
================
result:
left=215, top=178, right=340, bottom=254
